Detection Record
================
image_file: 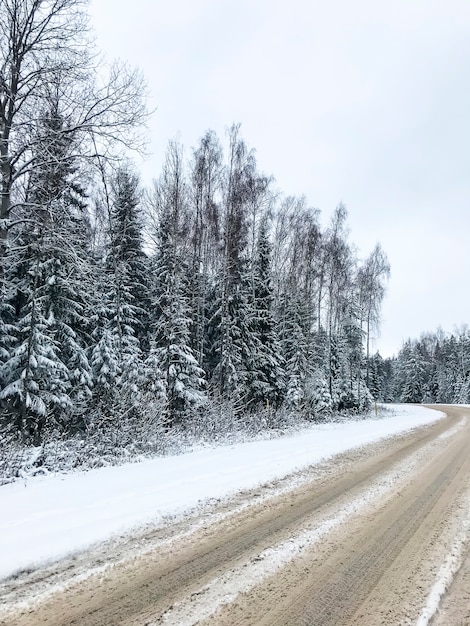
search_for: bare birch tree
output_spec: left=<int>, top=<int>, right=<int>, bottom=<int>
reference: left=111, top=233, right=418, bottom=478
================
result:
left=357, top=243, right=390, bottom=385
left=0, top=0, right=148, bottom=264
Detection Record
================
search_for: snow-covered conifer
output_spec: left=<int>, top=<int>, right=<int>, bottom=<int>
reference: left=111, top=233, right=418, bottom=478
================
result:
left=108, top=166, right=149, bottom=348
left=149, top=142, right=206, bottom=423
left=280, top=293, right=312, bottom=411
left=1, top=104, right=93, bottom=438
left=0, top=259, right=72, bottom=443
left=245, top=217, right=284, bottom=408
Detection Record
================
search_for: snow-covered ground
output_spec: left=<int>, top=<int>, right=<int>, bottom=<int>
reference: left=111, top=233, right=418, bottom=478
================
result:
left=0, top=404, right=444, bottom=582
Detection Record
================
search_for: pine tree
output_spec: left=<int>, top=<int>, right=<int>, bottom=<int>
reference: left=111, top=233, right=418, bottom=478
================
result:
left=88, top=259, right=142, bottom=416
left=308, top=370, right=333, bottom=416
left=0, top=247, right=72, bottom=443
left=90, top=327, right=121, bottom=406
left=0, top=104, right=93, bottom=439
left=329, top=334, right=348, bottom=410
left=209, top=126, right=257, bottom=401
left=108, top=166, right=149, bottom=348
left=0, top=288, right=16, bottom=385
left=208, top=277, right=249, bottom=402
left=90, top=165, right=149, bottom=414
left=279, top=293, right=313, bottom=411
left=245, top=217, right=284, bottom=408
left=340, top=301, right=368, bottom=410
left=188, top=131, right=223, bottom=366
left=400, top=345, right=426, bottom=403
left=149, top=141, right=206, bottom=424
left=152, top=224, right=206, bottom=424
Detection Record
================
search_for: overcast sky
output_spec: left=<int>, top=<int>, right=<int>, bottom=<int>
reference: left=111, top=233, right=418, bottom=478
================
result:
left=89, top=0, right=470, bottom=357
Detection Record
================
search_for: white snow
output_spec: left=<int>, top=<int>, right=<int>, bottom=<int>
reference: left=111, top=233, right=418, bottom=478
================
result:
left=0, top=404, right=445, bottom=582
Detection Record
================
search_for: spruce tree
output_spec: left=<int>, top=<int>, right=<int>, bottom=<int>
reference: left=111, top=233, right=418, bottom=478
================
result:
left=400, top=345, right=426, bottom=403
left=108, top=166, right=149, bottom=348
left=90, top=327, right=121, bottom=407
left=91, top=165, right=149, bottom=414
left=149, top=142, right=206, bottom=424
left=245, top=216, right=284, bottom=409
left=152, top=219, right=206, bottom=424
left=210, top=126, right=254, bottom=401
left=0, top=243, right=73, bottom=442
left=0, top=104, right=93, bottom=439
left=280, top=292, right=312, bottom=411
left=188, top=131, right=223, bottom=366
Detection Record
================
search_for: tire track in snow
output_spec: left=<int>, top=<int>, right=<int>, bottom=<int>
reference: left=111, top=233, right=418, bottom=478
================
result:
left=415, top=488, right=470, bottom=626
left=154, top=417, right=468, bottom=626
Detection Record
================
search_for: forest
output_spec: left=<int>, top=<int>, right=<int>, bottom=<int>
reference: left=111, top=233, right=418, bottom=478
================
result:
left=375, top=328, right=470, bottom=405
left=3, top=1, right=464, bottom=478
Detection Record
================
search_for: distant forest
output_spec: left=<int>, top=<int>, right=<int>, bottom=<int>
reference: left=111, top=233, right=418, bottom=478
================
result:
left=375, top=329, right=470, bottom=405
left=0, top=2, right=466, bottom=463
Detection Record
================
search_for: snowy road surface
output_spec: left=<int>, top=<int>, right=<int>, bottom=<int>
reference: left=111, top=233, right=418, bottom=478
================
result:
left=1, top=405, right=470, bottom=625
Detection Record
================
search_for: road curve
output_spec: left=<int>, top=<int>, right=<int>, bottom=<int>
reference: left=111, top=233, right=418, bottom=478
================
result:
left=1, top=405, right=469, bottom=626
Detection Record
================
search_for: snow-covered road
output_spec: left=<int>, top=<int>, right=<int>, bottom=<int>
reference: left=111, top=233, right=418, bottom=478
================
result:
left=0, top=405, right=443, bottom=581
left=2, top=404, right=470, bottom=626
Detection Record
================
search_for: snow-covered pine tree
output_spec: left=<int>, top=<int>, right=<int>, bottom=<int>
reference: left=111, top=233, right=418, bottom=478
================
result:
left=400, top=343, right=427, bottom=403
left=90, top=165, right=149, bottom=414
left=0, top=289, right=16, bottom=389
left=208, top=276, right=250, bottom=403
left=244, top=215, right=284, bottom=409
left=188, top=131, right=223, bottom=367
left=305, top=328, right=333, bottom=416
left=151, top=221, right=206, bottom=424
left=208, top=126, right=260, bottom=403
left=453, top=328, right=470, bottom=403
left=279, top=292, right=313, bottom=412
left=438, top=335, right=460, bottom=402
left=0, top=103, right=93, bottom=440
left=328, top=334, right=350, bottom=411
left=0, top=241, right=72, bottom=443
left=340, top=301, right=369, bottom=410
left=88, top=255, right=142, bottom=416
left=150, top=141, right=206, bottom=424
left=367, top=352, right=385, bottom=401
left=90, top=325, right=121, bottom=407
left=108, top=166, right=149, bottom=349
left=308, top=369, right=333, bottom=416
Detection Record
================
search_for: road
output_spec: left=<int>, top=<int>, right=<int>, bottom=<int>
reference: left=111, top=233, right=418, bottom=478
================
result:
left=1, top=405, right=469, bottom=625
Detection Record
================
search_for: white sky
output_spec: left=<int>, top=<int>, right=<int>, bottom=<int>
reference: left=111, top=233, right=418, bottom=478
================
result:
left=88, top=0, right=470, bottom=357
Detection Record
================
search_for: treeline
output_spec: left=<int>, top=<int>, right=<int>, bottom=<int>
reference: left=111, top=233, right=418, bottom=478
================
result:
left=373, top=329, right=470, bottom=404
left=0, top=1, right=390, bottom=446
